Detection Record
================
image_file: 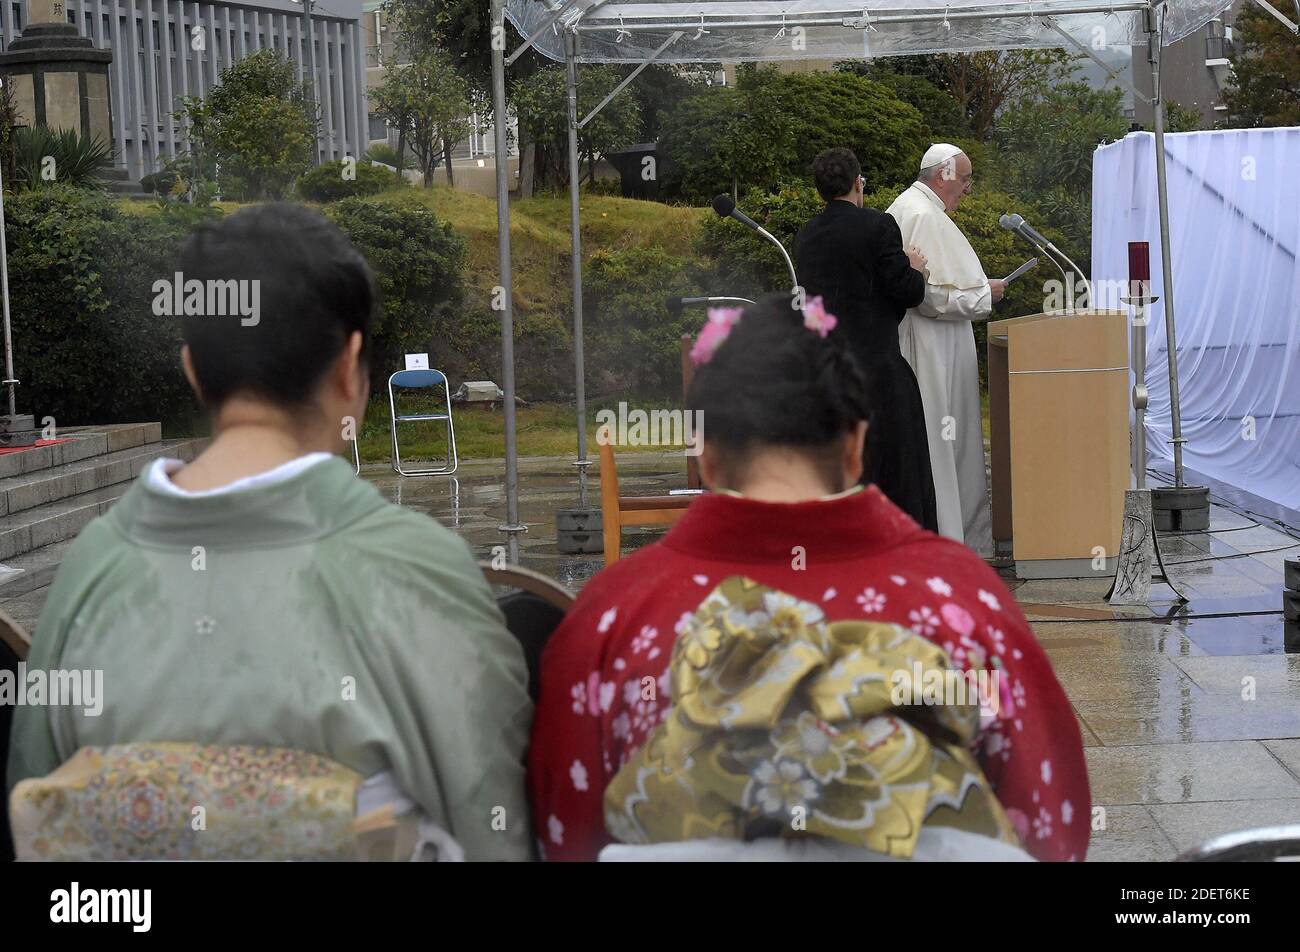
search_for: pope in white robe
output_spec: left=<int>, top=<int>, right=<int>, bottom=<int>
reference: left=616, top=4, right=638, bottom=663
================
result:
left=887, top=144, right=1005, bottom=556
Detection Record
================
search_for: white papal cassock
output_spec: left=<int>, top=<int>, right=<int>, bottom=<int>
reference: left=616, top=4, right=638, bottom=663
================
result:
left=887, top=181, right=993, bottom=556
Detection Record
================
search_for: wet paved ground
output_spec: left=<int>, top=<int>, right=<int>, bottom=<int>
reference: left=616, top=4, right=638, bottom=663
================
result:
left=365, top=451, right=1300, bottom=862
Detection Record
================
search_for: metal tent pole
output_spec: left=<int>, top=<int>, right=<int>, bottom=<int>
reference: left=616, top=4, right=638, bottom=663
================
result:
left=492, top=0, right=524, bottom=562
left=1148, top=1, right=1187, bottom=487
left=565, top=30, right=590, bottom=506
left=0, top=154, right=15, bottom=417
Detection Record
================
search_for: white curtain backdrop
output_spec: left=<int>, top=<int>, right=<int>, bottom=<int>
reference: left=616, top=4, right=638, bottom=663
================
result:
left=1092, top=128, right=1300, bottom=511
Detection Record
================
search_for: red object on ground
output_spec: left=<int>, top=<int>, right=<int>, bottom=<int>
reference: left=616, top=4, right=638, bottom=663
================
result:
left=528, top=486, right=1091, bottom=862
left=0, top=438, right=70, bottom=456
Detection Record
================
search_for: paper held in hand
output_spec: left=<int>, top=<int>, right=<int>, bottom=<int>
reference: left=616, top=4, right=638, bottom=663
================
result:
left=1002, top=258, right=1038, bottom=285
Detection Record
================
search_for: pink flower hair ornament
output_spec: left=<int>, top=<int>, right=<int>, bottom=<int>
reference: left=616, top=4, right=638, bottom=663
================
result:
left=689, top=306, right=744, bottom=366
left=802, top=295, right=838, bottom=338
left=689, top=297, right=840, bottom=367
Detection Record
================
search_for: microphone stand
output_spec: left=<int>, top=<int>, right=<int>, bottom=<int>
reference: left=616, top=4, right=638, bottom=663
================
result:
left=754, top=221, right=798, bottom=295
left=1016, top=228, right=1072, bottom=312
left=1052, top=245, right=1093, bottom=312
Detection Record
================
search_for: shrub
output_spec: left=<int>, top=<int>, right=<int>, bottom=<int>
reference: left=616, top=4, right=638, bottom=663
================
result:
left=6, top=187, right=196, bottom=427
left=658, top=70, right=928, bottom=204
left=12, top=127, right=113, bottom=191
left=323, top=196, right=467, bottom=381
left=363, top=143, right=401, bottom=166
left=297, top=159, right=402, bottom=202
left=834, top=63, right=968, bottom=138
left=656, top=83, right=797, bottom=204
left=694, top=183, right=824, bottom=298
left=583, top=246, right=702, bottom=397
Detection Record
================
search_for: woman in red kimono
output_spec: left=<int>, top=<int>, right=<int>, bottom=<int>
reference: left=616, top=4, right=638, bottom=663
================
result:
left=528, top=295, right=1089, bottom=861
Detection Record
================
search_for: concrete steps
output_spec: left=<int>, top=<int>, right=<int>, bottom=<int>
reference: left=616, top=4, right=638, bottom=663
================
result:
left=0, top=424, right=203, bottom=563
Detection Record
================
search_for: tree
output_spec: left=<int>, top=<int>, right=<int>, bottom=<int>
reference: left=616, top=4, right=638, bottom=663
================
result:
left=993, top=81, right=1129, bottom=264
left=178, top=50, right=316, bottom=200
left=1162, top=99, right=1205, bottom=133
left=658, top=69, right=926, bottom=203
left=834, top=61, right=968, bottom=138
left=372, top=44, right=473, bottom=187
left=932, top=50, right=1078, bottom=140
left=511, top=65, right=642, bottom=189
left=1222, top=3, right=1300, bottom=127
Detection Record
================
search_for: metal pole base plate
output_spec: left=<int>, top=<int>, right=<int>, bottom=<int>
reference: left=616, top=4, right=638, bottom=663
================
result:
left=1152, top=485, right=1210, bottom=532
left=1284, top=558, right=1299, bottom=592
left=1107, top=488, right=1187, bottom=605
left=556, top=507, right=603, bottom=555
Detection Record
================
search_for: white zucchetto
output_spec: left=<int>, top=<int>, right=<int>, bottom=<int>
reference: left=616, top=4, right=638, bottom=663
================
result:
left=919, top=143, right=965, bottom=173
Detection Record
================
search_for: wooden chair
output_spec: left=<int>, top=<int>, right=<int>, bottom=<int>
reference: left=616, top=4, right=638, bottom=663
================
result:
left=681, top=333, right=701, bottom=491
left=480, top=562, right=573, bottom=703
left=1, top=611, right=33, bottom=862
left=596, top=332, right=712, bottom=565
left=598, top=428, right=694, bottom=564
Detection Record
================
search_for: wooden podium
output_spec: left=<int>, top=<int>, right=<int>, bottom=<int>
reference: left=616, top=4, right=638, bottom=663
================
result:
left=987, top=310, right=1129, bottom=579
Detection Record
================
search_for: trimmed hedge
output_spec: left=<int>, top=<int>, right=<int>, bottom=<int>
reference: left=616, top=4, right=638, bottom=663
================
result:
left=583, top=246, right=702, bottom=397
left=7, top=187, right=198, bottom=428
left=297, top=159, right=403, bottom=203
left=323, top=195, right=467, bottom=383
left=658, top=71, right=929, bottom=204
left=4, top=188, right=473, bottom=430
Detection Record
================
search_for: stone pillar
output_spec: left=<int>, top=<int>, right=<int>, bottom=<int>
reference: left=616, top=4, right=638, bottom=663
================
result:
left=0, top=0, right=114, bottom=147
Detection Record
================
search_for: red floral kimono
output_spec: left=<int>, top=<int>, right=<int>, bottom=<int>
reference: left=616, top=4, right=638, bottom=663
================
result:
left=528, top=486, right=1090, bottom=861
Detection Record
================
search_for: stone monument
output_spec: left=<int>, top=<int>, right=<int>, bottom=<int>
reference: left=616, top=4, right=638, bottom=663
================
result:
left=0, top=0, right=114, bottom=146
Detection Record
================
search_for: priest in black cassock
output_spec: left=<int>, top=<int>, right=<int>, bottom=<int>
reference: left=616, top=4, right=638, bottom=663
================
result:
left=794, top=148, right=938, bottom=532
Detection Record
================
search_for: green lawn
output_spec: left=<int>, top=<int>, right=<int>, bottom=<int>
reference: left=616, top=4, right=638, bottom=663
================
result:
left=356, top=398, right=671, bottom=464
left=358, top=395, right=994, bottom=465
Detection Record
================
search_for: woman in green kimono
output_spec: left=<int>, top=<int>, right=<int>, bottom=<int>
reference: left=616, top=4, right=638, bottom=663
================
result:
left=6, top=204, right=533, bottom=860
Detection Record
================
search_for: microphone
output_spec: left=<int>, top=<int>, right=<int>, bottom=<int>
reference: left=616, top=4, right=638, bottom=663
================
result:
left=1000, top=213, right=1091, bottom=311
left=712, top=194, right=799, bottom=295
left=712, top=194, right=762, bottom=232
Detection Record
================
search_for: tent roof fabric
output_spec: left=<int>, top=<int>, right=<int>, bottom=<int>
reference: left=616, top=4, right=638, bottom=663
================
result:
left=505, top=0, right=1235, bottom=63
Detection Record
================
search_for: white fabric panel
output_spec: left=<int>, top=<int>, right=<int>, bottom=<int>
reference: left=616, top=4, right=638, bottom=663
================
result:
left=1091, top=128, right=1300, bottom=511
left=505, top=0, right=1234, bottom=63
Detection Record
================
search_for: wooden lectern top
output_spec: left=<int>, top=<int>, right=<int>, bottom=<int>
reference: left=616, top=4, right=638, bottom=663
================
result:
left=989, top=309, right=1128, bottom=373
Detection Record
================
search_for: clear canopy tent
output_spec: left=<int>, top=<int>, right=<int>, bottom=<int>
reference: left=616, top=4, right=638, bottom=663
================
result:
left=505, top=0, right=1233, bottom=62
left=485, top=0, right=1295, bottom=561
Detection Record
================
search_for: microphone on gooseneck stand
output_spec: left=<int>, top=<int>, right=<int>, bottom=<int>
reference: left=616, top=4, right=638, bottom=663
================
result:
left=999, top=213, right=1092, bottom=310
left=712, top=194, right=799, bottom=297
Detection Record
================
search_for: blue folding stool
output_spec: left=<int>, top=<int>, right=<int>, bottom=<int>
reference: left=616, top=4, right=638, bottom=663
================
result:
left=388, top=368, right=458, bottom=476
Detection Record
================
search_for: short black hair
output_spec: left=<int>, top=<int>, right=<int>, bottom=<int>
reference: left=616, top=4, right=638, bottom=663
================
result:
left=687, top=295, right=871, bottom=488
left=177, top=202, right=376, bottom=408
left=811, top=148, right=861, bottom=201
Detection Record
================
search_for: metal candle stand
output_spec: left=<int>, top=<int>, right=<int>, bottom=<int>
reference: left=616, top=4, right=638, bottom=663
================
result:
left=1107, top=244, right=1185, bottom=605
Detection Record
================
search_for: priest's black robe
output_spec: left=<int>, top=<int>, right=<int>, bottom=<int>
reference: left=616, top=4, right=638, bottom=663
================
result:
left=794, top=199, right=939, bottom=532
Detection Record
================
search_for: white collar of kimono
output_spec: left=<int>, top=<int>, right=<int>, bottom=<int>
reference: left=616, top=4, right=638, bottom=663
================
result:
left=717, top=484, right=865, bottom=502
left=145, top=452, right=336, bottom=498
